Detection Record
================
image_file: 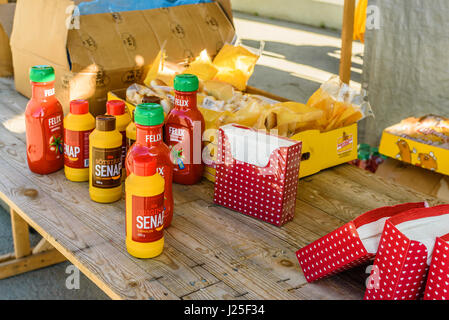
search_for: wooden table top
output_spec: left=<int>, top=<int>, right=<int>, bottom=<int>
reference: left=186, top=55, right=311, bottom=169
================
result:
left=0, top=77, right=441, bottom=300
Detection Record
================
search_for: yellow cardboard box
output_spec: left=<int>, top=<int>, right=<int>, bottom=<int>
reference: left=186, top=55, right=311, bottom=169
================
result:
left=379, top=131, right=448, bottom=174
left=108, top=87, right=358, bottom=181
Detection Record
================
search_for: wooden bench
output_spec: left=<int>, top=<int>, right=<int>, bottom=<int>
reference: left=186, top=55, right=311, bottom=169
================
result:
left=0, top=77, right=440, bottom=300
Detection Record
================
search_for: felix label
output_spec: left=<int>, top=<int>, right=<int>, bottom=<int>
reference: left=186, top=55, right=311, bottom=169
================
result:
left=45, top=113, right=63, bottom=160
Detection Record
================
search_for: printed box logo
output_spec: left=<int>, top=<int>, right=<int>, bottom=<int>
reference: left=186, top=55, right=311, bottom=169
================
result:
left=337, top=132, right=353, bottom=155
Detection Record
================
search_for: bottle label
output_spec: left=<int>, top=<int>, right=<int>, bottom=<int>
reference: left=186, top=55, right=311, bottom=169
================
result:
left=166, top=125, right=190, bottom=170
left=91, top=146, right=122, bottom=188
left=64, top=129, right=92, bottom=168
left=45, top=113, right=63, bottom=161
left=132, top=193, right=164, bottom=242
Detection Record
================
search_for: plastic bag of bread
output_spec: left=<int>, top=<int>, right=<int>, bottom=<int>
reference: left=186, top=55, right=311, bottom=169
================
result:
left=126, top=83, right=173, bottom=114
left=212, top=43, right=260, bottom=91
left=385, top=115, right=449, bottom=148
left=307, top=76, right=373, bottom=132
left=143, top=48, right=184, bottom=88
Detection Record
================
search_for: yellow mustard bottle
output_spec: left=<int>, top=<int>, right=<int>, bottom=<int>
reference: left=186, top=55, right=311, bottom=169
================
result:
left=126, top=110, right=136, bottom=151
left=106, top=100, right=131, bottom=179
left=89, top=115, right=123, bottom=203
left=125, top=158, right=165, bottom=258
left=63, top=99, right=95, bottom=182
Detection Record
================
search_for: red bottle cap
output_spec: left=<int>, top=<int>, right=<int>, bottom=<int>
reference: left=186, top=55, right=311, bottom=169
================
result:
left=133, top=156, right=157, bottom=177
left=106, top=100, right=125, bottom=115
left=70, top=99, right=89, bottom=115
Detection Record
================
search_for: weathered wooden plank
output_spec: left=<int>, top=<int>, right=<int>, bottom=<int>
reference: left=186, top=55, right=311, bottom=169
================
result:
left=297, top=167, right=436, bottom=222
left=167, top=200, right=361, bottom=299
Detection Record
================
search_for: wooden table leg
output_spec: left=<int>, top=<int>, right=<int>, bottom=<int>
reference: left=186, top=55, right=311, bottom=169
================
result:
left=0, top=208, right=66, bottom=279
left=339, top=0, right=356, bottom=84
left=10, top=208, right=31, bottom=258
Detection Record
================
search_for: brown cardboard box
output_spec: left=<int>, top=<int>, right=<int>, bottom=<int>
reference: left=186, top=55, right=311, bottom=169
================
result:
left=10, top=0, right=235, bottom=115
left=0, top=3, right=15, bottom=77
left=376, top=158, right=449, bottom=202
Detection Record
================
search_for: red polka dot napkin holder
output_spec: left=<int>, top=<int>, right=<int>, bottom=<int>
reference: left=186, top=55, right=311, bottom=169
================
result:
left=296, top=202, right=426, bottom=283
left=213, top=124, right=302, bottom=227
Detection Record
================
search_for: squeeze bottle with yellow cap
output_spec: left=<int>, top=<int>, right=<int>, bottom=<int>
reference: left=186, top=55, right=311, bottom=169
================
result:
left=125, top=157, right=165, bottom=258
left=89, top=115, right=123, bottom=203
left=126, top=110, right=136, bottom=151
left=106, top=100, right=131, bottom=177
left=63, top=99, right=95, bottom=182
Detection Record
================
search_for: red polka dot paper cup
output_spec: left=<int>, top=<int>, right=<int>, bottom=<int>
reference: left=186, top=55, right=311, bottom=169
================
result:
left=296, top=202, right=426, bottom=283
left=423, top=235, right=449, bottom=300
left=365, top=204, right=449, bottom=300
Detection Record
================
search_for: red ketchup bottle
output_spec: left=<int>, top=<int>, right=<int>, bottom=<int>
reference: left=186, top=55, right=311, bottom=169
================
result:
left=164, top=74, right=205, bottom=185
left=25, top=65, right=64, bottom=174
left=126, top=104, right=174, bottom=228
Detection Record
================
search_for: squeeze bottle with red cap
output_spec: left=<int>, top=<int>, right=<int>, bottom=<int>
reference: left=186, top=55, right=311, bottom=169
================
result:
left=106, top=100, right=131, bottom=177
left=126, top=104, right=174, bottom=228
left=164, top=74, right=205, bottom=185
left=25, top=65, right=64, bottom=174
left=63, top=100, right=95, bottom=182
left=125, top=157, right=165, bottom=258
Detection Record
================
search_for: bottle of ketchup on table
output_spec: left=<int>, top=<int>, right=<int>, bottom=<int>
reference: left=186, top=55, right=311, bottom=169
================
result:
left=25, top=65, right=64, bottom=174
left=126, top=104, right=174, bottom=227
left=164, top=74, right=205, bottom=185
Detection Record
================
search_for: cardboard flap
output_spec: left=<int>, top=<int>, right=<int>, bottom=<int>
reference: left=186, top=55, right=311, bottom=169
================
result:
left=11, top=0, right=72, bottom=69
left=67, top=2, right=235, bottom=72
left=0, top=3, right=15, bottom=37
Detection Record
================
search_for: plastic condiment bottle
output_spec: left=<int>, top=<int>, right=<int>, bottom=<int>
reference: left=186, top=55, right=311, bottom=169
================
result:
left=164, top=74, right=205, bottom=185
left=63, top=100, right=95, bottom=182
left=126, top=157, right=165, bottom=258
left=126, top=104, right=174, bottom=228
left=106, top=100, right=131, bottom=178
left=89, top=115, right=123, bottom=203
left=125, top=96, right=161, bottom=152
left=126, top=110, right=136, bottom=152
left=25, top=65, right=64, bottom=174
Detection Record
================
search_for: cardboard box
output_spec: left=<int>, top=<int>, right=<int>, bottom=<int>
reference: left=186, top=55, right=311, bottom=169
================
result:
left=0, top=3, right=15, bottom=77
left=213, top=124, right=302, bottom=226
left=379, top=129, right=449, bottom=176
left=108, top=86, right=358, bottom=181
left=375, top=158, right=449, bottom=202
left=203, top=86, right=358, bottom=180
left=10, top=0, right=235, bottom=116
